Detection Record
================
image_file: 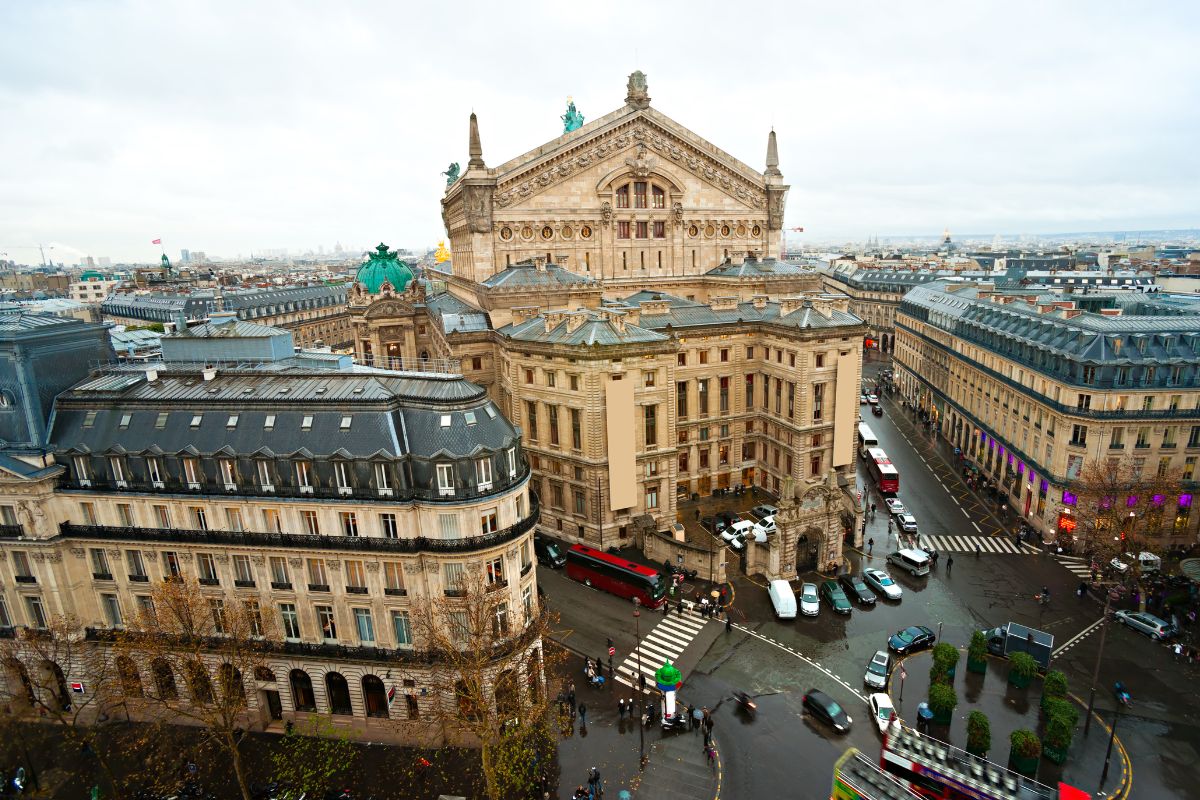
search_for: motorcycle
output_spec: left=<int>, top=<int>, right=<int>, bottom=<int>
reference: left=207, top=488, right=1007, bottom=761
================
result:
left=733, top=690, right=757, bottom=718
left=660, top=713, right=689, bottom=733
left=1114, top=681, right=1131, bottom=707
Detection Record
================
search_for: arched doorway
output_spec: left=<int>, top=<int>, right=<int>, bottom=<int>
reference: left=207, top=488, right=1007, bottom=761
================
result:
left=325, top=672, right=352, bottom=715
left=116, top=656, right=143, bottom=698
left=289, top=669, right=316, bottom=712
left=186, top=661, right=214, bottom=704
left=362, top=675, right=388, bottom=718
left=796, top=527, right=822, bottom=572
left=3, top=659, right=35, bottom=709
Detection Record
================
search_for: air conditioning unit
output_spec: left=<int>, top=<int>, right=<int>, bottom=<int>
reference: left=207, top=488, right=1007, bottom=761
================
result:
left=300, top=486, right=313, bottom=495
left=152, top=480, right=164, bottom=489
left=337, top=487, right=352, bottom=496
left=377, top=488, right=393, bottom=497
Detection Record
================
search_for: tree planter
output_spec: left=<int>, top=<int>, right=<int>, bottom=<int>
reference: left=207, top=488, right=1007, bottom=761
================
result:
left=1008, top=652, right=1038, bottom=689
left=1010, top=752, right=1040, bottom=776
left=966, top=711, right=991, bottom=758
left=1042, top=744, right=1068, bottom=765
left=928, top=683, right=958, bottom=727
left=1009, top=730, right=1041, bottom=778
left=1009, top=671, right=1032, bottom=689
left=967, top=656, right=988, bottom=674
left=967, top=631, right=989, bottom=675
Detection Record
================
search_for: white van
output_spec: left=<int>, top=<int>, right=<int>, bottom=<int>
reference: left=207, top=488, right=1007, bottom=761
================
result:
left=887, top=548, right=931, bottom=577
left=767, top=579, right=797, bottom=619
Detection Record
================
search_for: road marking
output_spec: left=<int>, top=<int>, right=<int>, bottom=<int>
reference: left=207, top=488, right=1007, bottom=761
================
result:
left=733, top=622, right=866, bottom=702
left=972, top=521, right=982, bottom=532
left=1053, top=616, right=1106, bottom=657
left=614, top=612, right=711, bottom=687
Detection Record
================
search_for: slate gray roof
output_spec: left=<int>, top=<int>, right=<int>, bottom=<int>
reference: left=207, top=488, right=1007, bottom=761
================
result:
left=635, top=297, right=863, bottom=331
left=425, top=292, right=491, bottom=334
left=166, top=319, right=283, bottom=339
left=499, top=311, right=668, bottom=346
left=704, top=257, right=819, bottom=278
left=0, top=312, right=85, bottom=334
left=616, top=291, right=694, bottom=307
left=481, top=261, right=597, bottom=289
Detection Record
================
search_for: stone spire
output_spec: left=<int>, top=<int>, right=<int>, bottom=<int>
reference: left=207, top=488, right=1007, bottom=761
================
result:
left=468, top=112, right=485, bottom=169
left=765, top=129, right=781, bottom=177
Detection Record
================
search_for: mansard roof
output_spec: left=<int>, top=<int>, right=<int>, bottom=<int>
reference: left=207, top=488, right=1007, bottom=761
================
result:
left=499, top=310, right=668, bottom=347
left=633, top=296, right=862, bottom=332
left=704, top=257, right=817, bottom=278
left=480, top=261, right=597, bottom=289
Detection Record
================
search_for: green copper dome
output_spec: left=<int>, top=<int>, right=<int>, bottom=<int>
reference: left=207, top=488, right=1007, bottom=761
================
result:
left=356, top=243, right=414, bottom=294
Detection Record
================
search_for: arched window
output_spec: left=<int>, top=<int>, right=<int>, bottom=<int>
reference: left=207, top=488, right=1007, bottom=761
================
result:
left=494, top=669, right=519, bottom=723
left=361, top=675, right=388, bottom=718
left=186, top=661, right=214, bottom=704
left=117, top=656, right=143, bottom=698
left=218, top=663, right=244, bottom=706
left=253, top=666, right=276, bottom=683
left=652, top=185, right=665, bottom=209
left=289, top=669, right=316, bottom=712
left=615, top=185, right=629, bottom=209
left=151, top=658, right=177, bottom=701
left=325, top=672, right=352, bottom=715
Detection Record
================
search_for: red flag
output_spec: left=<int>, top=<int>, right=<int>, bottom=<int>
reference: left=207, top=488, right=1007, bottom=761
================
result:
left=151, top=238, right=162, bottom=245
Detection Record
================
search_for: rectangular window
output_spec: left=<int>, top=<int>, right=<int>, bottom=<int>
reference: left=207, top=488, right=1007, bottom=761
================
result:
left=12, top=550, right=33, bottom=578
left=573, top=489, right=585, bottom=515
left=719, top=377, right=729, bottom=413
left=197, top=552, right=218, bottom=583
left=644, top=404, right=658, bottom=447
left=90, top=548, right=111, bottom=579
left=485, top=556, right=505, bottom=586
left=333, top=461, right=351, bottom=492
left=1070, top=424, right=1088, bottom=447
left=634, top=181, right=647, bottom=208
left=301, top=510, right=320, bottom=535
left=636, top=221, right=648, bottom=239
left=1189, top=426, right=1200, bottom=448
left=245, top=599, right=263, bottom=637
left=307, top=558, right=328, bottom=588
left=698, top=379, right=709, bottom=415
left=233, top=555, right=254, bottom=585
left=80, top=501, right=97, bottom=525
left=477, top=457, right=493, bottom=491
left=26, top=596, right=48, bottom=629
left=787, top=382, right=795, bottom=418
left=617, top=220, right=631, bottom=239
left=813, top=383, right=825, bottom=422
left=524, top=400, right=538, bottom=441
left=264, top=414, right=276, bottom=430
left=439, top=513, right=460, bottom=539
left=340, top=511, right=359, bottom=537
left=653, top=221, right=665, bottom=239
left=699, top=350, right=708, bottom=365
left=162, top=551, right=181, bottom=578
left=345, top=560, right=367, bottom=590
left=380, top=512, right=399, bottom=539
left=444, top=562, right=465, bottom=594
left=155, top=412, right=168, bottom=429
left=481, top=508, right=499, bottom=534
left=269, top=557, right=289, bottom=587
left=811, top=454, right=823, bottom=476
left=263, top=508, right=282, bottom=532
left=492, top=602, right=510, bottom=637
left=676, top=381, right=688, bottom=418
left=0, top=596, right=9, bottom=628
left=126, top=549, right=147, bottom=580
left=384, top=562, right=406, bottom=594
left=646, top=485, right=659, bottom=509
left=523, top=585, right=534, bottom=623
left=301, top=415, right=314, bottom=431
left=391, top=610, right=412, bottom=647
left=437, top=463, right=455, bottom=496
left=568, top=409, right=583, bottom=451
left=280, top=603, right=300, bottom=640
left=102, top=594, right=122, bottom=627
left=257, top=460, right=274, bottom=490
left=190, top=506, right=208, bottom=530
left=147, top=457, right=162, bottom=485
left=374, top=462, right=392, bottom=493
left=699, top=448, right=709, bottom=469
left=226, top=414, right=239, bottom=429
left=745, top=374, right=754, bottom=409
left=1076, top=394, right=1091, bottom=411
left=317, top=605, right=337, bottom=640
left=652, top=184, right=665, bottom=208
left=548, top=405, right=559, bottom=446
left=109, top=456, right=126, bottom=483
left=295, top=461, right=313, bottom=489
left=189, top=414, right=202, bottom=429
left=209, top=598, right=226, bottom=634
left=616, top=184, right=629, bottom=208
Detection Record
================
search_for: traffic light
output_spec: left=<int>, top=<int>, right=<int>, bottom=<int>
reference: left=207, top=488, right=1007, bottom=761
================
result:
left=606, top=637, right=613, bottom=649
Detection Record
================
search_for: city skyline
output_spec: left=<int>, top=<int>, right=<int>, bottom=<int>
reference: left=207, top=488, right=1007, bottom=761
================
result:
left=2, top=1, right=1198, bottom=263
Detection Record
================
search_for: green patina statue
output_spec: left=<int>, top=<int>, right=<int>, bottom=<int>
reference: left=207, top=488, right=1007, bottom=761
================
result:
left=442, top=162, right=460, bottom=186
left=562, top=97, right=584, bottom=133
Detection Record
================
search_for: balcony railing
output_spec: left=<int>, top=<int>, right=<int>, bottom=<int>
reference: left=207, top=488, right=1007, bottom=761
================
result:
left=0, top=524, right=25, bottom=538
left=57, top=496, right=539, bottom=557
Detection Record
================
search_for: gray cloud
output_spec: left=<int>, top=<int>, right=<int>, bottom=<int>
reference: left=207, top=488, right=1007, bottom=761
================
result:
left=1, top=0, right=1197, bottom=262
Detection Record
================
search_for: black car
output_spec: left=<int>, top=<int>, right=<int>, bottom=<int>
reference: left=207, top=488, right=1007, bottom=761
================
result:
left=700, top=516, right=727, bottom=535
left=802, top=689, right=852, bottom=733
left=839, top=574, right=877, bottom=606
left=871, top=405, right=883, bottom=417
left=888, top=625, right=936, bottom=654
left=534, top=536, right=566, bottom=568
left=715, top=510, right=738, bottom=529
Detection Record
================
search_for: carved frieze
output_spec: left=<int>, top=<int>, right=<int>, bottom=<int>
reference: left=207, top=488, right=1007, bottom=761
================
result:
left=214, top=554, right=230, bottom=564
left=365, top=562, right=381, bottom=573
left=287, top=557, right=303, bottom=568
left=70, top=548, right=86, bottom=559
left=464, top=184, right=494, bottom=234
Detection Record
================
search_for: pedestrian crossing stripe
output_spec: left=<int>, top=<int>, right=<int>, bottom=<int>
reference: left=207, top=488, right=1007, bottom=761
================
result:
left=1054, top=557, right=1094, bottom=579
left=917, top=534, right=1039, bottom=555
left=614, top=612, right=709, bottom=687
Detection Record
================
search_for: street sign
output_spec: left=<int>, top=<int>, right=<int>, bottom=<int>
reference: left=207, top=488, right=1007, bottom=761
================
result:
left=70, top=681, right=85, bottom=694
left=608, top=646, right=616, bottom=657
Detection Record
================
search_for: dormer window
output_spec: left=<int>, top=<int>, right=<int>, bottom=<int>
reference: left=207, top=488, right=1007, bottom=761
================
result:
left=437, top=463, right=455, bottom=496
left=506, top=447, right=517, bottom=479
left=257, top=460, right=274, bottom=491
left=374, top=462, right=393, bottom=497
left=333, top=461, right=352, bottom=496
left=301, top=415, right=313, bottom=431
left=147, top=457, right=163, bottom=487
left=183, top=457, right=201, bottom=489
left=476, top=457, right=493, bottom=492
left=109, top=456, right=127, bottom=487
left=295, top=460, right=313, bottom=492
left=218, top=458, right=238, bottom=489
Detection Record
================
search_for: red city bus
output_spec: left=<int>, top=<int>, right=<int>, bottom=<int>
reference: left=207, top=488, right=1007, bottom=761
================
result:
left=866, top=447, right=900, bottom=494
left=566, top=544, right=667, bottom=608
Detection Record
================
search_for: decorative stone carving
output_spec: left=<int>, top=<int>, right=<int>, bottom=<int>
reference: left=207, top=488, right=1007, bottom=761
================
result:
left=45, top=552, right=62, bottom=563
left=287, top=557, right=303, bottom=567
left=464, top=184, right=493, bottom=235
left=600, top=202, right=612, bottom=228
left=106, top=549, right=121, bottom=558
left=31, top=552, right=46, bottom=562
left=405, top=562, right=423, bottom=575
left=672, top=202, right=684, bottom=227
left=365, top=562, right=381, bottom=573
left=625, top=70, right=650, bottom=110
left=178, top=552, right=194, bottom=563
left=425, top=561, right=440, bottom=573
left=326, top=559, right=341, bottom=570
left=625, top=145, right=656, bottom=178
left=214, top=554, right=230, bottom=564
left=767, top=187, right=786, bottom=230
left=0, top=552, right=7, bottom=561
left=250, top=555, right=266, bottom=566
left=70, top=548, right=86, bottom=559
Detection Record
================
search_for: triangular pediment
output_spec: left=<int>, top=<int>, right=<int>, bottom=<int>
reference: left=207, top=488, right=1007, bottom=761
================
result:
left=491, top=107, right=768, bottom=211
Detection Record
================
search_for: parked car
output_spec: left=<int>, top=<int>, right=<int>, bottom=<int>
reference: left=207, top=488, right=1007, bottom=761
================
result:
left=820, top=580, right=852, bottom=614
left=867, top=394, right=879, bottom=405
left=749, top=504, right=779, bottom=521
left=860, top=394, right=869, bottom=404
left=767, top=579, right=796, bottom=619
left=723, top=519, right=755, bottom=550
left=802, top=689, right=852, bottom=733
left=1114, top=610, right=1177, bottom=641
left=869, top=693, right=896, bottom=734
left=896, top=514, right=918, bottom=533
left=863, top=567, right=902, bottom=600
left=888, top=625, right=936, bottom=654
left=884, top=498, right=907, bottom=516
left=700, top=516, right=726, bottom=535
left=798, top=582, right=820, bottom=616
left=751, top=515, right=777, bottom=543
left=864, top=650, right=890, bottom=690
left=534, top=536, right=566, bottom=568
left=872, top=405, right=883, bottom=417
left=840, top=574, right=877, bottom=605
left=715, top=510, right=738, bottom=529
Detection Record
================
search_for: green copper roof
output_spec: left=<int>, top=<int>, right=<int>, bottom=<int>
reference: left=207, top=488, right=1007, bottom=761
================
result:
left=79, top=270, right=109, bottom=281
left=356, top=243, right=414, bottom=294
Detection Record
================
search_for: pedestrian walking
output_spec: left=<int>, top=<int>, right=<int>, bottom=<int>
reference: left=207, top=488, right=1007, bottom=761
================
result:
left=662, top=601, right=669, bottom=618
left=588, top=767, right=602, bottom=798
left=687, top=702, right=696, bottom=730
left=867, top=537, right=874, bottom=556
left=595, top=657, right=604, bottom=681
left=946, top=554, right=953, bottom=575
left=703, top=727, right=711, bottom=747
left=579, top=703, right=587, bottom=725
left=725, top=612, right=732, bottom=633
left=870, top=501, right=877, bottom=517
left=618, top=697, right=625, bottom=719
left=677, top=599, right=684, bottom=617
left=705, top=743, right=717, bottom=766
left=638, top=673, right=646, bottom=694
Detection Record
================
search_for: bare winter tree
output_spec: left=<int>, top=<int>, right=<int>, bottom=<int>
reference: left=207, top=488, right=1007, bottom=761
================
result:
left=114, top=577, right=277, bottom=800
left=0, top=616, right=129, bottom=799
left=410, top=567, right=561, bottom=800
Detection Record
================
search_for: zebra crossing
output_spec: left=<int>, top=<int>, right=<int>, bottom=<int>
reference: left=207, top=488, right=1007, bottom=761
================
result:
left=1055, top=555, right=1094, bottom=579
left=614, top=611, right=709, bottom=688
left=916, top=534, right=1038, bottom=555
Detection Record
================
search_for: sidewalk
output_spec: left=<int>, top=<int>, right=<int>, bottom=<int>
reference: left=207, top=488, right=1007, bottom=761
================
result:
left=553, top=653, right=719, bottom=800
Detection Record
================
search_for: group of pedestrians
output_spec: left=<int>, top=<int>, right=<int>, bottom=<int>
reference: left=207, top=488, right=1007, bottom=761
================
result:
left=569, top=766, right=603, bottom=799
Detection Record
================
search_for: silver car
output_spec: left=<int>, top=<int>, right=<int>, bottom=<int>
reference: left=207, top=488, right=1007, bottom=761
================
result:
left=863, top=567, right=902, bottom=600
left=864, top=650, right=889, bottom=689
left=897, top=514, right=918, bottom=533
left=799, top=582, right=820, bottom=616
left=1114, top=610, right=1176, bottom=641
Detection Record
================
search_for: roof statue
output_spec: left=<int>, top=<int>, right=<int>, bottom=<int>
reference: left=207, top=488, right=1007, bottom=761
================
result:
left=625, top=70, right=650, bottom=110
left=160, top=253, right=171, bottom=272
left=434, top=240, right=451, bottom=264
left=442, top=162, right=460, bottom=187
left=561, top=96, right=584, bottom=133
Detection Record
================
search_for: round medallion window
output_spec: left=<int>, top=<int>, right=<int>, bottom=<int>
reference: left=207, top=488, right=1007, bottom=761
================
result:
left=500, top=226, right=513, bottom=241
left=752, top=224, right=762, bottom=237
left=561, top=225, right=574, bottom=239
left=704, top=224, right=715, bottom=238
left=541, top=226, right=554, bottom=240
left=580, top=225, right=592, bottom=239
left=721, top=225, right=731, bottom=237
left=688, top=225, right=699, bottom=238
left=521, top=226, right=534, bottom=240
left=736, top=224, right=747, bottom=237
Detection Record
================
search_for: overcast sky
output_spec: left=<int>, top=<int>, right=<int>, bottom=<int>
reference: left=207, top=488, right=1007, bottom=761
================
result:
left=2, top=1, right=1197, bottom=264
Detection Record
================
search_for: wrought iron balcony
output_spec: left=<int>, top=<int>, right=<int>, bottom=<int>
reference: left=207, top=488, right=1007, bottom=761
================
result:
left=57, top=495, right=539, bottom=557
left=0, top=524, right=25, bottom=538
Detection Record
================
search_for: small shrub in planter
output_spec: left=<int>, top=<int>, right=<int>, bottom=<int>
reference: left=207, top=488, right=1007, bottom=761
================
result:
left=1008, top=652, right=1038, bottom=688
left=967, top=630, right=989, bottom=674
left=928, top=682, right=958, bottom=725
left=930, top=643, right=960, bottom=685
left=1041, top=670, right=1068, bottom=711
left=1042, top=698, right=1080, bottom=764
left=966, top=711, right=991, bottom=757
left=1009, top=729, right=1041, bottom=776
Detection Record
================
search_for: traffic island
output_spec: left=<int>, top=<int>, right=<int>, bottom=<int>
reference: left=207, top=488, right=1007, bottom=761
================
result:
left=889, top=651, right=1131, bottom=798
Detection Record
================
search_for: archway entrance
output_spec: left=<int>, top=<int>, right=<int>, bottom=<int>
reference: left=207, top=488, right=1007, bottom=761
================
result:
left=795, top=528, right=821, bottom=573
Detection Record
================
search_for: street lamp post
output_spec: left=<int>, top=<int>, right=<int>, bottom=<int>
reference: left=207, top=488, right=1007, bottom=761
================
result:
left=633, top=599, right=645, bottom=768
left=1100, top=698, right=1123, bottom=787
left=1084, top=586, right=1119, bottom=736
